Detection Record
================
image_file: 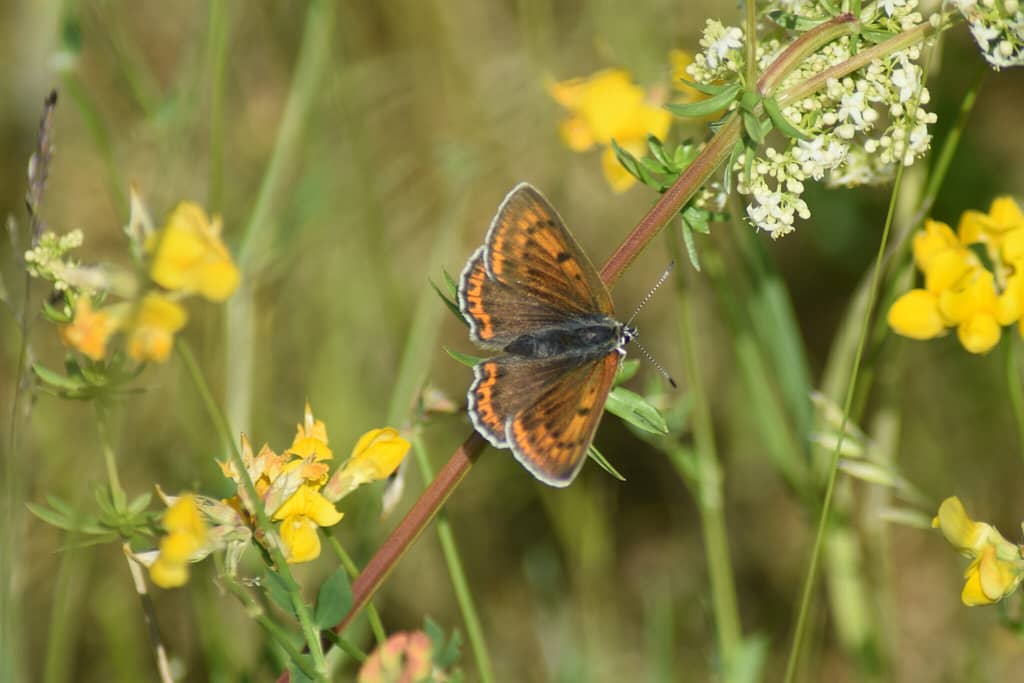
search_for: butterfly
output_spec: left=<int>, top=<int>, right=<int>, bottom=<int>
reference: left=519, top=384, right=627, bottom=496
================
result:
left=457, top=182, right=634, bottom=487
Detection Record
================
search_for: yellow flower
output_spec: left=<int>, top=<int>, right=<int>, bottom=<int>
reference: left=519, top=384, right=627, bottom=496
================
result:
left=913, top=219, right=962, bottom=271
left=890, top=206, right=1024, bottom=352
left=887, top=289, right=946, bottom=340
left=933, top=497, right=1024, bottom=606
left=324, top=428, right=411, bottom=502
left=548, top=68, right=671, bottom=192
left=272, top=483, right=344, bottom=563
left=149, top=494, right=208, bottom=588
left=958, top=196, right=1024, bottom=248
left=938, top=268, right=1002, bottom=354
left=125, top=292, right=188, bottom=363
left=148, top=202, right=240, bottom=301
left=58, top=298, right=122, bottom=361
left=288, top=401, right=333, bottom=461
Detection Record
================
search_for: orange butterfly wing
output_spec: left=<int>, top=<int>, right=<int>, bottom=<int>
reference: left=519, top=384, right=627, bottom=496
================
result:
left=467, top=349, right=621, bottom=486
left=507, top=351, right=621, bottom=487
left=482, top=183, right=613, bottom=318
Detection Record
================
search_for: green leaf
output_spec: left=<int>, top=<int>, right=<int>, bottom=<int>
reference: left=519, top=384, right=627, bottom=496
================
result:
left=32, top=363, right=87, bottom=392
left=665, top=83, right=740, bottom=118
left=646, top=134, right=673, bottom=169
left=606, top=387, right=669, bottom=435
left=676, top=77, right=738, bottom=96
left=611, top=139, right=657, bottom=188
left=682, top=205, right=711, bottom=234
left=128, top=492, right=153, bottom=515
left=424, top=617, right=463, bottom=669
left=861, top=29, right=896, bottom=44
left=41, top=296, right=71, bottom=323
left=442, top=268, right=458, bottom=297
left=431, top=278, right=464, bottom=323
left=672, top=141, right=699, bottom=170
left=26, top=502, right=74, bottom=530
left=763, top=96, right=811, bottom=141
left=766, top=10, right=829, bottom=31
left=287, top=658, right=316, bottom=683
left=263, top=568, right=298, bottom=618
left=587, top=444, right=626, bottom=482
left=724, top=139, right=744, bottom=197
left=742, top=109, right=764, bottom=145
left=444, top=347, right=482, bottom=368
left=616, top=358, right=640, bottom=384
left=314, top=568, right=353, bottom=630
left=679, top=216, right=702, bottom=272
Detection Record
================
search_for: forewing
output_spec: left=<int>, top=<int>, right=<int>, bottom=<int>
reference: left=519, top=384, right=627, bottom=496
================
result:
left=484, top=183, right=614, bottom=318
left=507, top=351, right=621, bottom=487
left=458, top=247, right=575, bottom=347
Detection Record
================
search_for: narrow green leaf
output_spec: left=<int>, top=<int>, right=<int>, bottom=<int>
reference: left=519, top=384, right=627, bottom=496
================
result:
left=314, top=568, right=353, bottom=630
left=766, top=10, right=829, bottom=31
left=606, top=387, right=669, bottom=435
left=611, top=139, right=657, bottom=187
left=676, top=77, right=738, bottom=96
left=682, top=205, right=711, bottom=234
left=128, top=492, right=153, bottom=515
left=444, top=347, right=483, bottom=368
left=263, top=568, right=298, bottom=618
left=665, top=84, right=740, bottom=118
left=647, top=134, right=673, bottom=169
left=679, top=216, right=702, bottom=272
left=431, top=278, right=464, bottom=323
left=862, top=29, right=896, bottom=44
left=442, top=268, right=458, bottom=297
left=724, top=139, right=744, bottom=197
left=31, top=363, right=87, bottom=391
left=26, top=502, right=74, bottom=530
left=287, top=659, right=315, bottom=683
left=587, top=444, right=626, bottom=482
left=742, top=109, right=764, bottom=145
left=763, top=96, right=811, bottom=141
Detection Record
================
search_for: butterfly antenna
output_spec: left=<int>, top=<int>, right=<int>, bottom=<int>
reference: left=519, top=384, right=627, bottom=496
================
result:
left=626, top=260, right=675, bottom=327
left=631, top=338, right=677, bottom=389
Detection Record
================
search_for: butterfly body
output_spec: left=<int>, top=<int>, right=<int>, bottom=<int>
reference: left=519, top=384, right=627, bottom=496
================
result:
left=458, top=183, right=631, bottom=487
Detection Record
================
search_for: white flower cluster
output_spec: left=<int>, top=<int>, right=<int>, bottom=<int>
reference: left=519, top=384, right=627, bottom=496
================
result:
left=953, top=0, right=1024, bottom=69
left=25, top=229, right=123, bottom=296
left=24, top=230, right=85, bottom=290
left=686, top=3, right=938, bottom=237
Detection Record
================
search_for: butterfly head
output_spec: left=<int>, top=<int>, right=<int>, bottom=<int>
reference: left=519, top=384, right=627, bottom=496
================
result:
left=617, top=323, right=636, bottom=355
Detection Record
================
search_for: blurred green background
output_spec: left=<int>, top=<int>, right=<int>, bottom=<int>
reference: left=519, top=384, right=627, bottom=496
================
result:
left=3, top=1, right=1024, bottom=681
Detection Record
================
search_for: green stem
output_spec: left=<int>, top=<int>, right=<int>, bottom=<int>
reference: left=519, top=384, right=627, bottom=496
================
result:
left=176, top=340, right=328, bottom=678
left=327, top=538, right=387, bottom=646
left=206, top=0, right=231, bottom=213
left=94, top=403, right=125, bottom=506
left=220, top=574, right=322, bottom=680
left=744, top=0, right=758, bottom=87
left=672, top=241, right=741, bottom=669
left=225, top=0, right=334, bottom=438
left=323, top=631, right=367, bottom=662
left=1005, top=338, right=1024, bottom=465
left=921, top=65, right=985, bottom=213
left=411, top=433, right=495, bottom=683
left=176, top=341, right=234, bottom=456
left=782, top=162, right=906, bottom=683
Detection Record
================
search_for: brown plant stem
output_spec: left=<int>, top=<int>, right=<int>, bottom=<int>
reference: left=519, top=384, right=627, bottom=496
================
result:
left=333, top=432, right=486, bottom=636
